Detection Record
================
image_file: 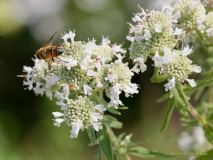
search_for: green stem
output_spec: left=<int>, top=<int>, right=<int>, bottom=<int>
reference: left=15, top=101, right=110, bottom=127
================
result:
left=176, top=85, right=207, bottom=126
left=196, top=30, right=207, bottom=45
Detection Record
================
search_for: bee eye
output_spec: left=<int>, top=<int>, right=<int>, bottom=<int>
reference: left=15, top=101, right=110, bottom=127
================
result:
left=57, top=48, right=63, bottom=55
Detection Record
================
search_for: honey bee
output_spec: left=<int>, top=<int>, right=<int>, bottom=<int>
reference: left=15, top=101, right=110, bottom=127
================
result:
left=35, top=32, right=63, bottom=67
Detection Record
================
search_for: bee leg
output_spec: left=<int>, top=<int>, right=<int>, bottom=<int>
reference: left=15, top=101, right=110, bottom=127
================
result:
left=48, top=62, right=51, bottom=69
left=46, top=58, right=52, bottom=69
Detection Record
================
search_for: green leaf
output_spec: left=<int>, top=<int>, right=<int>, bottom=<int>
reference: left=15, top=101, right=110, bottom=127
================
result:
left=118, top=106, right=128, bottom=110
left=128, top=146, right=172, bottom=159
left=151, top=67, right=167, bottom=83
left=97, top=127, right=114, bottom=160
left=160, top=98, right=175, bottom=132
left=86, top=128, right=97, bottom=146
left=103, top=115, right=123, bottom=129
left=108, top=107, right=121, bottom=115
left=172, top=88, right=186, bottom=107
left=203, top=125, right=213, bottom=144
left=196, top=149, right=213, bottom=160
left=156, top=93, right=169, bottom=103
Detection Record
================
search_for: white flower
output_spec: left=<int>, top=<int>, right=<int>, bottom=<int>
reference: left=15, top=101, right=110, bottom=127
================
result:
left=61, top=30, right=75, bottom=43
left=191, top=65, right=202, bottom=73
left=105, top=72, right=118, bottom=83
left=23, top=66, right=33, bottom=81
left=90, top=112, right=103, bottom=130
left=193, top=126, right=206, bottom=146
left=70, top=120, right=83, bottom=138
left=34, top=59, right=49, bottom=71
left=104, top=59, right=138, bottom=107
left=83, top=85, right=92, bottom=95
left=153, top=49, right=173, bottom=67
left=174, top=0, right=206, bottom=30
left=101, top=37, right=110, bottom=46
left=206, top=28, right=213, bottom=37
left=86, top=70, right=97, bottom=77
left=132, top=14, right=142, bottom=22
left=123, top=83, right=138, bottom=97
left=178, top=131, right=193, bottom=152
left=174, top=28, right=183, bottom=35
left=45, top=75, right=60, bottom=88
left=154, top=24, right=162, bottom=33
left=23, top=78, right=33, bottom=90
left=162, top=3, right=173, bottom=16
left=186, top=79, right=196, bottom=87
left=91, top=121, right=102, bottom=131
left=112, top=44, right=126, bottom=54
left=110, top=84, right=121, bottom=97
left=84, top=39, right=96, bottom=55
left=164, top=77, right=176, bottom=91
left=129, top=24, right=144, bottom=34
left=53, top=112, right=65, bottom=127
left=178, top=126, right=211, bottom=153
left=60, top=57, right=77, bottom=70
left=110, top=98, right=122, bottom=107
left=153, top=47, right=201, bottom=91
left=126, top=35, right=135, bottom=42
left=54, top=96, right=106, bottom=138
left=21, top=31, right=138, bottom=139
left=197, top=15, right=206, bottom=32
left=132, top=57, right=147, bottom=73
left=53, top=118, right=65, bottom=127
left=33, top=82, right=45, bottom=95
left=52, top=112, right=64, bottom=118
left=54, top=84, right=70, bottom=106
left=95, top=104, right=106, bottom=112
left=182, top=46, right=192, bottom=56
left=96, top=81, right=103, bottom=88
left=143, top=29, right=152, bottom=40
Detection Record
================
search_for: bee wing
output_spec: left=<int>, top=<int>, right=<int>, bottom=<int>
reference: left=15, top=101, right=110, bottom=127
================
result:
left=43, top=31, right=58, bottom=46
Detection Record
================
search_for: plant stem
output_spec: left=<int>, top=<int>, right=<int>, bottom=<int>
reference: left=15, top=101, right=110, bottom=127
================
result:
left=177, top=85, right=207, bottom=126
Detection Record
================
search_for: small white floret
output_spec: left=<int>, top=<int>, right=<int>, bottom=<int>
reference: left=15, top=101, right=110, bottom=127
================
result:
left=186, top=79, right=196, bottom=87
left=70, top=120, right=83, bottom=138
left=164, top=77, right=176, bottom=91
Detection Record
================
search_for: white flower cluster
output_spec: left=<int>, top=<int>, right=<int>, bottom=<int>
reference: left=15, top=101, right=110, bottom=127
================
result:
left=22, top=31, right=138, bottom=138
left=204, top=12, right=213, bottom=37
left=127, top=4, right=183, bottom=73
left=174, top=0, right=213, bottom=37
left=153, top=47, right=201, bottom=91
left=174, top=0, right=206, bottom=31
left=127, top=2, right=204, bottom=91
left=178, top=126, right=212, bottom=153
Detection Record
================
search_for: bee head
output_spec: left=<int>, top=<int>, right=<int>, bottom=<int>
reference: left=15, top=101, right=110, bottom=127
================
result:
left=57, top=47, right=63, bottom=55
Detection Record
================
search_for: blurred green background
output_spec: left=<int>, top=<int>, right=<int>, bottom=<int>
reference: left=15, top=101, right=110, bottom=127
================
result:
left=0, top=0, right=181, bottom=159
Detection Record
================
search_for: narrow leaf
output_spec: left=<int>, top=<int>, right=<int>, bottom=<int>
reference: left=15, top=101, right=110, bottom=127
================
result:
left=156, top=93, right=169, bottom=103
left=160, top=98, right=175, bottom=132
left=196, top=149, right=213, bottom=160
left=97, top=127, right=114, bottom=160
left=86, top=127, right=97, bottom=146
left=103, top=115, right=123, bottom=129
left=172, top=88, right=186, bottom=107
left=108, top=107, right=121, bottom=115
left=129, top=146, right=172, bottom=158
left=203, top=125, right=213, bottom=144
